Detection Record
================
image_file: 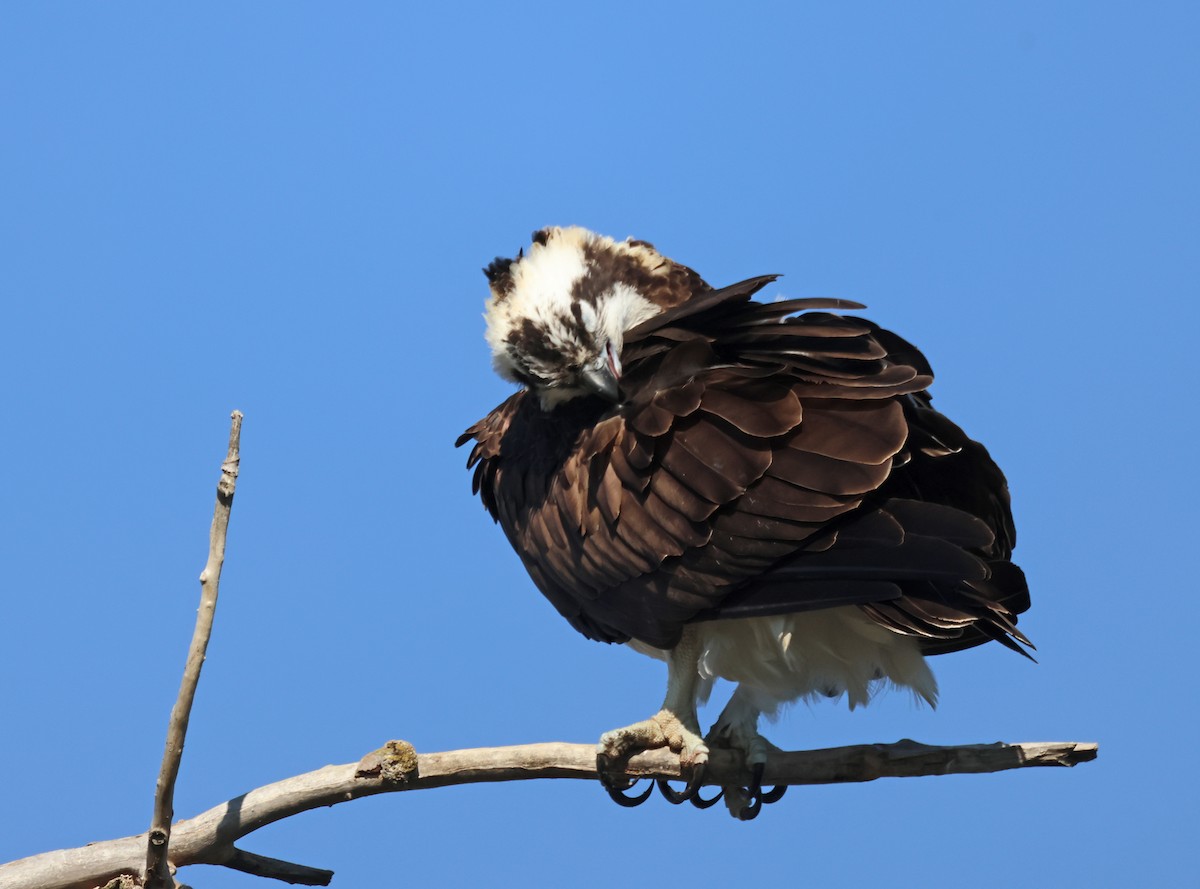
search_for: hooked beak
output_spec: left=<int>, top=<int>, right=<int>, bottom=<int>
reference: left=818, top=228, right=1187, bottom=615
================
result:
left=579, top=341, right=622, bottom=402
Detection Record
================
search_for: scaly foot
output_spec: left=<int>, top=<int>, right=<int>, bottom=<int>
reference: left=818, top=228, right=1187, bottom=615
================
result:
left=707, top=695, right=787, bottom=820
left=596, top=708, right=709, bottom=805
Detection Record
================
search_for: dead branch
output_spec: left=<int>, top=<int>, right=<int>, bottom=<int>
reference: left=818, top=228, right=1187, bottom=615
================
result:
left=0, top=737, right=1097, bottom=889
left=145, top=411, right=242, bottom=889
left=0, top=412, right=1096, bottom=889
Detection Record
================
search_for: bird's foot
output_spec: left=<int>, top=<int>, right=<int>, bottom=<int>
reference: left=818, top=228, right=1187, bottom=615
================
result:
left=596, top=708, right=709, bottom=806
left=706, top=722, right=787, bottom=820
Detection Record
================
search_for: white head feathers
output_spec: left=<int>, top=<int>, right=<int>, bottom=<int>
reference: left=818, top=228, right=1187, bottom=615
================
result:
left=481, top=226, right=673, bottom=408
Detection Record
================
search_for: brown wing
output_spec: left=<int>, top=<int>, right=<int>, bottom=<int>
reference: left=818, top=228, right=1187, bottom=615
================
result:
left=459, top=277, right=1030, bottom=654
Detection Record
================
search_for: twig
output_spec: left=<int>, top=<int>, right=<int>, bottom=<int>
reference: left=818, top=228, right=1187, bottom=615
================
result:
left=144, top=411, right=243, bottom=889
left=224, top=849, right=335, bottom=886
left=0, top=737, right=1097, bottom=889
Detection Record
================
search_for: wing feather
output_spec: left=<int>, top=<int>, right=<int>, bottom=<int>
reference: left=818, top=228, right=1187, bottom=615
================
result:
left=459, top=276, right=1030, bottom=652
left=699, top=385, right=802, bottom=437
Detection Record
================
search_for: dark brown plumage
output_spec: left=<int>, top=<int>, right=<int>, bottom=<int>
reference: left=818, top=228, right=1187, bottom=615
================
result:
left=460, top=265, right=1029, bottom=655
left=458, top=226, right=1031, bottom=815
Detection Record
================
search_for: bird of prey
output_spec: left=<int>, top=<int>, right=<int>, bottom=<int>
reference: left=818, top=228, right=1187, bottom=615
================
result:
left=458, top=226, right=1031, bottom=818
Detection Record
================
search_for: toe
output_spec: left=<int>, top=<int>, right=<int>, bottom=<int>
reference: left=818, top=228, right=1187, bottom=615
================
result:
left=597, top=718, right=669, bottom=761
left=597, top=709, right=711, bottom=808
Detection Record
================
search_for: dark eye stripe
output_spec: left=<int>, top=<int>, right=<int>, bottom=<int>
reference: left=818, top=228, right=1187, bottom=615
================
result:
left=507, top=315, right=591, bottom=367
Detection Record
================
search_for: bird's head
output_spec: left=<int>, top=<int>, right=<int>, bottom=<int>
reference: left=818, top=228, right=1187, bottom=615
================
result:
left=482, top=226, right=700, bottom=410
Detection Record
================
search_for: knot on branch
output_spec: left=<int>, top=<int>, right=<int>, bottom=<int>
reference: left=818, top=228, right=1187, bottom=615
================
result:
left=356, top=740, right=419, bottom=784
left=99, top=876, right=140, bottom=889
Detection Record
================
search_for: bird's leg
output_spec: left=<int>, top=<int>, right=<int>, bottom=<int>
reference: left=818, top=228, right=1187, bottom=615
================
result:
left=707, top=684, right=787, bottom=820
left=597, top=625, right=709, bottom=805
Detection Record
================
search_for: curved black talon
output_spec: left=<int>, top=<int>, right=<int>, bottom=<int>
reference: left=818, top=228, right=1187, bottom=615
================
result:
left=732, top=762, right=786, bottom=820
left=605, top=778, right=655, bottom=807
left=690, top=785, right=725, bottom=809
left=761, top=783, right=787, bottom=804
left=656, top=767, right=705, bottom=805
left=656, top=778, right=689, bottom=805
left=597, top=753, right=655, bottom=807
left=738, top=793, right=765, bottom=821
left=749, top=761, right=787, bottom=805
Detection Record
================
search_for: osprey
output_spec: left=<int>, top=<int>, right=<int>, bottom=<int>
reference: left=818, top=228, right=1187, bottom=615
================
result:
left=458, top=226, right=1031, bottom=818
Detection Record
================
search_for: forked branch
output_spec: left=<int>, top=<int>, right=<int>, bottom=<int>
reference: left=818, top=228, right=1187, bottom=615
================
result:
left=0, top=738, right=1097, bottom=889
left=145, top=411, right=243, bottom=889
left=0, top=413, right=1097, bottom=889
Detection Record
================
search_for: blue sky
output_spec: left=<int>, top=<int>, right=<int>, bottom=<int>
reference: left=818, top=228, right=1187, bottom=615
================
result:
left=2, top=3, right=1196, bottom=887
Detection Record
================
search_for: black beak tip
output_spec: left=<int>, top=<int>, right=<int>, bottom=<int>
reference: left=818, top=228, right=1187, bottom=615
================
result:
left=580, top=366, right=621, bottom=402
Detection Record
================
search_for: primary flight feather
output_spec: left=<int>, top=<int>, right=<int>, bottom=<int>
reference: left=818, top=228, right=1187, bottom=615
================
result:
left=458, top=226, right=1031, bottom=817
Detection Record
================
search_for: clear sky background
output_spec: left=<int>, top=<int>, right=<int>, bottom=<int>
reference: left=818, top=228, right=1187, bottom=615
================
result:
left=2, top=3, right=1196, bottom=887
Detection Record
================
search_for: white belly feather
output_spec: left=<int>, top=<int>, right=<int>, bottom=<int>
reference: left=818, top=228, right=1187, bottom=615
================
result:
left=630, top=606, right=939, bottom=713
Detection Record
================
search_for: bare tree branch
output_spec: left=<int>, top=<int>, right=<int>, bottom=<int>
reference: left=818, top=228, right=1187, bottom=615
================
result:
left=223, top=849, right=335, bottom=886
left=0, top=413, right=1096, bottom=889
left=0, top=737, right=1097, bottom=889
left=145, top=411, right=243, bottom=889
